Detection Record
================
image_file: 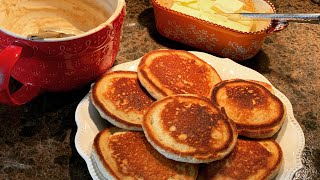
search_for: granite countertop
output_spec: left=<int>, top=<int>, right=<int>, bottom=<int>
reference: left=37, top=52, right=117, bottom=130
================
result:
left=0, top=0, right=319, bottom=179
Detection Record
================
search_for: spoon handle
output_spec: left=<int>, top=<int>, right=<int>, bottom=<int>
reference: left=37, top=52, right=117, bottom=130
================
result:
left=238, top=13, right=320, bottom=24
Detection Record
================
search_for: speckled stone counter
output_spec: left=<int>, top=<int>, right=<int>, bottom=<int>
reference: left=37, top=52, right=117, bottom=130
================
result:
left=0, top=0, right=319, bottom=179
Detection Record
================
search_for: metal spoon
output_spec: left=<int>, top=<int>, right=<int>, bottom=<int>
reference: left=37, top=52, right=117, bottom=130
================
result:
left=224, top=13, right=320, bottom=24
left=27, top=30, right=76, bottom=40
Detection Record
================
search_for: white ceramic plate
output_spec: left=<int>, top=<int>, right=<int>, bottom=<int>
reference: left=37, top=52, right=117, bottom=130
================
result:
left=75, top=51, right=305, bottom=180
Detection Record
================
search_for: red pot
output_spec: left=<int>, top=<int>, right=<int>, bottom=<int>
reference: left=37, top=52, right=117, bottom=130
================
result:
left=0, top=0, right=126, bottom=105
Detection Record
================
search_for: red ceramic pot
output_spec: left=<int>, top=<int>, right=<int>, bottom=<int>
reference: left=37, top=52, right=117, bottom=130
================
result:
left=0, top=0, right=126, bottom=106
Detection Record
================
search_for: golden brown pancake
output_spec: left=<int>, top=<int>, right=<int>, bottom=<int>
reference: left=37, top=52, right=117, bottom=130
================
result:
left=137, top=49, right=222, bottom=100
left=92, top=128, right=198, bottom=179
left=142, top=94, right=238, bottom=163
left=91, top=71, right=155, bottom=131
left=197, top=139, right=283, bottom=180
left=249, top=79, right=274, bottom=93
left=211, top=79, right=285, bottom=138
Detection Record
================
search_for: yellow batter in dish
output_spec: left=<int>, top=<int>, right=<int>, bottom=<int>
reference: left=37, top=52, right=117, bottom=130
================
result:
left=171, top=0, right=256, bottom=32
left=0, top=0, right=110, bottom=37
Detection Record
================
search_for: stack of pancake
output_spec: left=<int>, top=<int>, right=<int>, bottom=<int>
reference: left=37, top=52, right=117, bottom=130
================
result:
left=90, top=49, right=285, bottom=180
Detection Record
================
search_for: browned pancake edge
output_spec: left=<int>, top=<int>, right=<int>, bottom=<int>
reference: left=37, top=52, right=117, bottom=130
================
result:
left=142, top=94, right=238, bottom=163
left=137, top=49, right=221, bottom=99
left=93, top=128, right=198, bottom=179
left=91, top=71, right=155, bottom=130
left=197, top=139, right=283, bottom=180
left=211, top=79, right=285, bottom=138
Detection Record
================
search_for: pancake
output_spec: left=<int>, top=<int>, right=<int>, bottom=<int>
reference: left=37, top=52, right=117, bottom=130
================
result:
left=249, top=79, right=274, bottom=93
left=211, top=79, right=285, bottom=138
left=197, top=139, right=283, bottom=180
left=91, top=71, right=155, bottom=131
left=137, top=49, right=222, bottom=100
left=142, top=94, right=238, bottom=163
left=92, top=127, right=198, bottom=180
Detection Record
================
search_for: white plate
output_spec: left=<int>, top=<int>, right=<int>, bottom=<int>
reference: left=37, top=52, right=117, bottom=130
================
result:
left=75, top=51, right=305, bottom=180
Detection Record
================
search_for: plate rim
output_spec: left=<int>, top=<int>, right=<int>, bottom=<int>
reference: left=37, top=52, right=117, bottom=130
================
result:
left=74, top=51, right=305, bottom=180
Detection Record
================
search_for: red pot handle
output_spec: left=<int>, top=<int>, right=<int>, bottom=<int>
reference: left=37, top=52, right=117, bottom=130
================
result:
left=0, top=45, right=42, bottom=106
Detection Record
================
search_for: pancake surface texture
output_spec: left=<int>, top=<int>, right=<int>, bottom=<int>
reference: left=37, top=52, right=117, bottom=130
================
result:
left=91, top=71, right=155, bottom=131
left=198, top=139, right=283, bottom=180
left=211, top=79, right=285, bottom=138
left=137, top=49, right=221, bottom=100
left=92, top=128, right=198, bottom=180
left=142, top=94, right=238, bottom=163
